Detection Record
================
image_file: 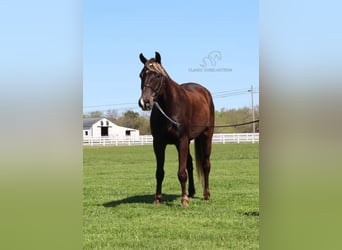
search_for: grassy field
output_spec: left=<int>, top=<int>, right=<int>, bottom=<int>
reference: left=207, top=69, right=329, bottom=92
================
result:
left=83, top=143, right=259, bottom=249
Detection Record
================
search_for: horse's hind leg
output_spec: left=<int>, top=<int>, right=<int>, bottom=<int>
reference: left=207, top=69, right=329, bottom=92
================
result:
left=176, top=139, right=190, bottom=206
left=187, top=149, right=195, bottom=197
left=153, top=141, right=166, bottom=204
left=202, top=135, right=213, bottom=200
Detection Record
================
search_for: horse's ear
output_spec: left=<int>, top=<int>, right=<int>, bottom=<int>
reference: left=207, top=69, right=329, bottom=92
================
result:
left=155, top=52, right=161, bottom=64
left=139, top=53, right=147, bottom=64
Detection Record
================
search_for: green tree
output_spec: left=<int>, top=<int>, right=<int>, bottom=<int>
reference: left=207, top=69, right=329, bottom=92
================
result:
left=83, top=111, right=103, bottom=118
left=116, top=110, right=142, bottom=130
left=214, top=106, right=259, bottom=133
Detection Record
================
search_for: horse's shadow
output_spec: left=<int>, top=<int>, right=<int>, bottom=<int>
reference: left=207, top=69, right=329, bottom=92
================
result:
left=102, top=194, right=180, bottom=208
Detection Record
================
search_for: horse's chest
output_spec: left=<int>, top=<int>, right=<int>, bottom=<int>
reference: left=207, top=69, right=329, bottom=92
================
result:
left=151, top=122, right=186, bottom=143
left=152, top=123, right=179, bottom=136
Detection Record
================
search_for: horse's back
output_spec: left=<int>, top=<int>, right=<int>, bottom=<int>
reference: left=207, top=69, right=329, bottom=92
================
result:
left=181, top=82, right=215, bottom=128
left=181, top=82, right=210, bottom=93
left=181, top=83, right=213, bottom=105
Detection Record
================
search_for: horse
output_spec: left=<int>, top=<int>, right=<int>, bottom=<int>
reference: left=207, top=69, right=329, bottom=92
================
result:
left=138, top=52, right=215, bottom=206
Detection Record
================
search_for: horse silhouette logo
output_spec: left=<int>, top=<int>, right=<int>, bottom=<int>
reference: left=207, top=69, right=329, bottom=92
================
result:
left=200, top=51, right=222, bottom=67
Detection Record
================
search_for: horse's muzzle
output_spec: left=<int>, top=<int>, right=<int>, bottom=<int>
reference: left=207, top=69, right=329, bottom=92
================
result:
left=138, top=97, right=153, bottom=111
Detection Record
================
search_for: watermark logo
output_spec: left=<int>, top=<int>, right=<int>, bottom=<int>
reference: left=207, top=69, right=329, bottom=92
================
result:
left=200, top=50, right=222, bottom=67
left=189, top=50, right=232, bottom=73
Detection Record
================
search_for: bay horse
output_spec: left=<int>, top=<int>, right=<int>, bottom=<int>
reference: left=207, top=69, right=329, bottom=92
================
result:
left=138, top=52, right=215, bottom=206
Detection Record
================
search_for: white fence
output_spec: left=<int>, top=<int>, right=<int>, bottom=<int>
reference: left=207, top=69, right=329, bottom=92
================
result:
left=83, top=133, right=259, bottom=146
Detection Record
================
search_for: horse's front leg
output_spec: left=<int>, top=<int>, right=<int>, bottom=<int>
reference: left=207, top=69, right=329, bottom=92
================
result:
left=153, top=140, right=166, bottom=204
left=177, top=139, right=190, bottom=206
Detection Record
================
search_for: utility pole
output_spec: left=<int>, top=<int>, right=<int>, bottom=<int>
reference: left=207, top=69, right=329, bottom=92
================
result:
left=249, top=85, right=255, bottom=133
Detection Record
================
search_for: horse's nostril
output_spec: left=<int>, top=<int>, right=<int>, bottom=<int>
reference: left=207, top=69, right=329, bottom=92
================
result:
left=139, top=98, right=145, bottom=109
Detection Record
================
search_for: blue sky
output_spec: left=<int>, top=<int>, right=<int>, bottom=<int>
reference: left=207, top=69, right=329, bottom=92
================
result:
left=84, top=0, right=259, bottom=114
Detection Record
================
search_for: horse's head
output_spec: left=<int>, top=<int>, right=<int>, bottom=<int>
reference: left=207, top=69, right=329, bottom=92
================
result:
left=138, top=52, right=168, bottom=111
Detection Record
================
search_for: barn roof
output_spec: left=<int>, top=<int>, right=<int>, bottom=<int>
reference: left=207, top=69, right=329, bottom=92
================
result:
left=83, top=118, right=103, bottom=129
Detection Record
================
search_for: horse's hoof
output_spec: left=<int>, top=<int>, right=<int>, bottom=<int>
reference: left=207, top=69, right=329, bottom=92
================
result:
left=203, top=191, right=210, bottom=200
left=153, top=194, right=162, bottom=205
left=181, top=196, right=189, bottom=207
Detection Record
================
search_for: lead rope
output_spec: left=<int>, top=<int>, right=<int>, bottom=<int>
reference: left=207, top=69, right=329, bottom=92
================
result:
left=154, top=101, right=258, bottom=128
left=154, top=102, right=180, bottom=126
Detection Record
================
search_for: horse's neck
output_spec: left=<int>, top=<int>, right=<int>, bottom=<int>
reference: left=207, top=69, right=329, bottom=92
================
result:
left=161, top=78, right=181, bottom=108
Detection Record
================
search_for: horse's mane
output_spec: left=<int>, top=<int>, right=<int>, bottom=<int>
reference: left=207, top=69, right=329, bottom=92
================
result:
left=144, top=61, right=170, bottom=78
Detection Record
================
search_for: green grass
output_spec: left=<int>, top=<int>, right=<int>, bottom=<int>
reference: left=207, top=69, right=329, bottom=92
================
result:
left=83, top=144, right=259, bottom=249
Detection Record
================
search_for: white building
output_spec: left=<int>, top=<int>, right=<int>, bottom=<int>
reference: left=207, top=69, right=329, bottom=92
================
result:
left=83, top=118, right=140, bottom=140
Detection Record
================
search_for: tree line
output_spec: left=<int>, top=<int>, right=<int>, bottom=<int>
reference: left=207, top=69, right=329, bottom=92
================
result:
left=83, top=105, right=259, bottom=134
